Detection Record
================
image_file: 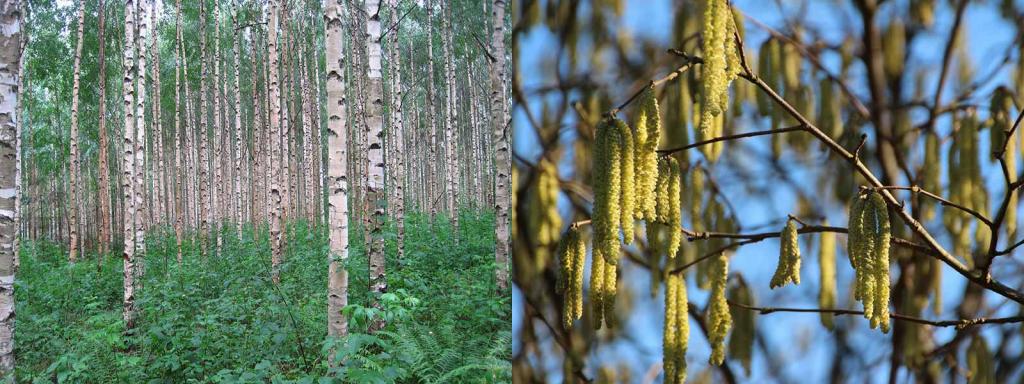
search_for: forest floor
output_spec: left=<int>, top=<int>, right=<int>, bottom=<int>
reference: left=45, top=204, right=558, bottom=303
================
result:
left=14, top=212, right=511, bottom=383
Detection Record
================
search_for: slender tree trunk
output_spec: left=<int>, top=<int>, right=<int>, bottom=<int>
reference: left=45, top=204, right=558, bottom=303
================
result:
left=268, top=0, right=284, bottom=284
left=213, top=1, right=223, bottom=251
left=387, top=0, right=405, bottom=259
left=0, top=0, right=21, bottom=376
left=97, top=0, right=111, bottom=258
left=426, top=0, right=438, bottom=219
left=68, top=0, right=86, bottom=263
left=174, top=0, right=184, bottom=263
left=150, top=2, right=163, bottom=229
left=364, top=0, right=387, bottom=332
left=325, top=0, right=349, bottom=362
left=199, top=0, right=211, bottom=254
left=232, top=6, right=243, bottom=234
left=442, top=0, right=458, bottom=237
left=134, top=0, right=149, bottom=289
left=489, top=0, right=509, bottom=292
left=122, top=0, right=139, bottom=331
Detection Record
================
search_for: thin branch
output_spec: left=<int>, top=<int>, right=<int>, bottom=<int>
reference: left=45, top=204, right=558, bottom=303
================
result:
left=728, top=301, right=1024, bottom=328
left=870, top=185, right=992, bottom=226
left=473, top=33, right=497, bottom=63
left=656, top=125, right=805, bottom=154
left=608, top=52, right=701, bottom=116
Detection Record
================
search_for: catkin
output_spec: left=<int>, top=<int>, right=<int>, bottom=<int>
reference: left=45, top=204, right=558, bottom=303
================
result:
left=967, top=335, right=995, bottom=384
left=819, top=78, right=842, bottom=139
left=559, top=226, right=586, bottom=329
left=849, top=192, right=891, bottom=332
left=727, top=282, right=754, bottom=375
left=668, top=158, right=682, bottom=258
left=756, top=39, right=774, bottom=116
left=819, top=226, right=837, bottom=329
left=922, top=131, right=940, bottom=221
left=591, top=247, right=606, bottom=330
left=531, top=159, right=562, bottom=251
left=770, top=218, right=802, bottom=288
left=614, top=119, right=636, bottom=244
left=883, top=18, right=906, bottom=80
left=593, top=119, right=623, bottom=265
left=635, top=88, right=661, bottom=221
left=604, top=259, right=618, bottom=328
left=663, top=273, right=689, bottom=384
left=699, top=0, right=736, bottom=134
left=707, top=254, right=731, bottom=365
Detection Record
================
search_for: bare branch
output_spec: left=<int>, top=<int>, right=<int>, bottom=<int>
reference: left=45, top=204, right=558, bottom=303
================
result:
left=728, top=301, right=1024, bottom=328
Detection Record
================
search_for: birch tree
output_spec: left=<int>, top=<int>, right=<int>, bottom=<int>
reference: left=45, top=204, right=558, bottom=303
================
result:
left=364, top=0, right=386, bottom=330
left=489, top=0, right=509, bottom=291
left=122, top=0, right=138, bottom=331
left=0, top=0, right=21, bottom=376
left=268, top=0, right=284, bottom=284
left=68, top=0, right=85, bottom=263
left=325, top=0, right=349, bottom=363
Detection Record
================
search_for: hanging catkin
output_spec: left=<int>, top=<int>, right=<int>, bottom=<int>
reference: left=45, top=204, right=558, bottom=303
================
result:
left=634, top=88, right=661, bottom=221
left=818, top=226, right=836, bottom=329
left=883, top=18, right=906, bottom=80
left=848, top=192, right=891, bottom=332
left=603, top=257, right=618, bottom=328
left=699, top=0, right=738, bottom=134
left=668, top=158, right=682, bottom=258
left=707, top=254, right=731, bottom=365
left=530, top=159, right=562, bottom=260
left=663, top=272, right=688, bottom=384
left=591, top=248, right=607, bottom=330
left=819, top=78, right=843, bottom=139
left=922, top=130, right=940, bottom=221
left=559, top=226, right=586, bottom=329
left=727, top=281, right=754, bottom=376
left=614, top=119, right=636, bottom=244
left=593, top=119, right=622, bottom=265
left=967, top=335, right=995, bottom=384
left=756, top=39, right=774, bottom=116
left=770, top=218, right=801, bottom=288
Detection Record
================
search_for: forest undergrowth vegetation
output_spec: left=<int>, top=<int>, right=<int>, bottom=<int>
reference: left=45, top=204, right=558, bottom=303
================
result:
left=14, top=211, right=510, bottom=383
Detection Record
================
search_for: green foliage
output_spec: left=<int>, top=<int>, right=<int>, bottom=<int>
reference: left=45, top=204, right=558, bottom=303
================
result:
left=14, top=212, right=510, bottom=383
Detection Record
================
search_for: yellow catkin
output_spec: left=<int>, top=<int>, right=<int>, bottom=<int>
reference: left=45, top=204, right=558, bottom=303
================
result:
left=559, top=227, right=585, bottom=329
left=603, top=259, right=618, bottom=328
left=656, top=159, right=672, bottom=224
left=533, top=160, right=562, bottom=249
left=883, top=18, right=905, bottom=80
left=819, top=78, right=842, bottom=139
left=699, top=0, right=733, bottom=134
left=591, top=248, right=606, bottom=330
left=663, top=273, right=689, bottom=384
left=614, top=119, right=636, bottom=244
left=707, top=254, right=731, bottom=365
left=819, top=226, right=837, bottom=329
left=635, top=88, right=661, bottom=221
left=922, top=131, right=940, bottom=221
left=667, top=158, right=682, bottom=258
left=572, top=227, right=586, bottom=320
left=756, top=39, right=774, bottom=116
left=770, top=218, right=801, bottom=288
left=593, top=119, right=622, bottom=265
left=727, top=282, right=754, bottom=376
left=868, top=193, right=891, bottom=332
left=967, top=336, right=995, bottom=384
left=911, top=0, right=935, bottom=28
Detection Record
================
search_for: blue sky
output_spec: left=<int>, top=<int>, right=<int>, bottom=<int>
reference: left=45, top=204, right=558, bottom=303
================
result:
left=513, top=0, right=1024, bottom=382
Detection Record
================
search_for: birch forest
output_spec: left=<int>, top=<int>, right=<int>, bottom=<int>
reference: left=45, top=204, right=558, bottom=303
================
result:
left=4, top=0, right=512, bottom=381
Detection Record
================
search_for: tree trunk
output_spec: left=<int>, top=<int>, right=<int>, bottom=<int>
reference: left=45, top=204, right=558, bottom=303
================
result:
left=98, top=0, right=111, bottom=258
left=134, top=0, right=149, bottom=289
left=150, top=1, right=163, bottom=229
left=387, top=0, right=405, bottom=260
left=68, top=0, right=85, bottom=263
left=268, top=0, right=284, bottom=284
left=232, top=6, right=243, bottom=234
left=325, top=0, right=349, bottom=362
left=489, top=0, right=509, bottom=292
left=174, top=0, right=184, bottom=263
left=364, top=0, right=386, bottom=331
left=122, top=0, right=138, bottom=331
left=442, top=0, right=458, bottom=237
left=426, top=0, right=438, bottom=219
left=199, top=0, right=211, bottom=254
left=0, top=0, right=21, bottom=375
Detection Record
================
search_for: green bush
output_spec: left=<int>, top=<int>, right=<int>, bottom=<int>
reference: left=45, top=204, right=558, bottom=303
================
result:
left=14, top=211, right=510, bottom=383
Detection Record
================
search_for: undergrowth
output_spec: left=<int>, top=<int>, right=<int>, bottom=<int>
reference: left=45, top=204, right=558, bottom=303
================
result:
left=14, top=211, right=511, bottom=383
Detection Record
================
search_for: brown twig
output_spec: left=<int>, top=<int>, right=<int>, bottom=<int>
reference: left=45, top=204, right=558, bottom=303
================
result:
left=728, top=301, right=1024, bottom=328
left=656, top=125, right=805, bottom=155
left=870, top=185, right=992, bottom=226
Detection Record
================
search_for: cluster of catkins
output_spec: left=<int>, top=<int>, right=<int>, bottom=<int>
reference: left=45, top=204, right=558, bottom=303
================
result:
left=583, top=84, right=673, bottom=330
left=699, top=0, right=740, bottom=137
left=848, top=192, right=892, bottom=332
left=944, top=111, right=989, bottom=262
left=769, top=218, right=801, bottom=288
